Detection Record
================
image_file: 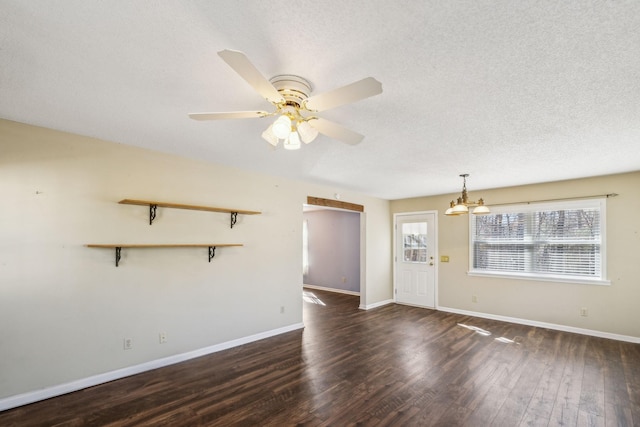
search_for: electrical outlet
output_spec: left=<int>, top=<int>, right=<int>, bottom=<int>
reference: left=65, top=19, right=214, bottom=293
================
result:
left=159, top=332, right=167, bottom=344
left=580, top=307, right=588, bottom=317
left=123, top=338, right=132, bottom=350
left=472, top=295, right=478, bottom=303
left=342, top=276, right=347, bottom=283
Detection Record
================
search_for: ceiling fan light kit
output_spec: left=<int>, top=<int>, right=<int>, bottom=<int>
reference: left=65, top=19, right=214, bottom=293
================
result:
left=189, top=49, right=382, bottom=150
left=260, top=95, right=320, bottom=148
left=445, top=174, right=491, bottom=216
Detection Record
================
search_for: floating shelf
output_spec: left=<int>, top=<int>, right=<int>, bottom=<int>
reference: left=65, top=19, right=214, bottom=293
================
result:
left=118, top=199, right=261, bottom=228
left=86, top=243, right=243, bottom=267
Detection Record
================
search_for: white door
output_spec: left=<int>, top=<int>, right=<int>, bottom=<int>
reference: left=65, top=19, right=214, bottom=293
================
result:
left=395, top=212, right=436, bottom=308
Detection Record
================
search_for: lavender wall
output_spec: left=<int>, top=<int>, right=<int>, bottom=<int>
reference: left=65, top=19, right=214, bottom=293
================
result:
left=303, top=209, right=360, bottom=293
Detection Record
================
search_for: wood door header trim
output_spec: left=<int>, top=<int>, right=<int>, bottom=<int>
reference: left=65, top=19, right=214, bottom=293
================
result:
left=306, top=196, right=364, bottom=212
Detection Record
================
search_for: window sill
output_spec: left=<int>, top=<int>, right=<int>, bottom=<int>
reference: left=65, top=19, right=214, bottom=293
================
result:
left=467, top=270, right=611, bottom=286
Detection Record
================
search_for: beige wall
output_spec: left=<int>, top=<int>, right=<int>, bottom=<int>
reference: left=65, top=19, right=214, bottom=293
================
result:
left=391, top=171, right=640, bottom=339
left=0, top=119, right=391, bottom=401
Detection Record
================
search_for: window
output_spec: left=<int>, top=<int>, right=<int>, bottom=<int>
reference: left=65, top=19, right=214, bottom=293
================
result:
left=402, top=222, right=427, bottom=263
left=469, top=198, right=608, bottom=284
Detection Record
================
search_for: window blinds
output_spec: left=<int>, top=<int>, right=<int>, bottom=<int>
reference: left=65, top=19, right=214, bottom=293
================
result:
left=471, top=200, right=603, bottom=280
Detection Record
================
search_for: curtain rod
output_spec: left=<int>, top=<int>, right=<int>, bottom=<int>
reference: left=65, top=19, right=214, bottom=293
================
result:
left=488, top=193, right=618, bottom=207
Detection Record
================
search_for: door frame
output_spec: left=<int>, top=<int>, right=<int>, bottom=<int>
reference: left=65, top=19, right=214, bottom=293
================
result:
left=393, top=210, right=439, bottom=309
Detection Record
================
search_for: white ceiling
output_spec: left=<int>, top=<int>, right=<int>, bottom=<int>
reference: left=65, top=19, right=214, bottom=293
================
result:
left=2, top=1, right=639, bottom=200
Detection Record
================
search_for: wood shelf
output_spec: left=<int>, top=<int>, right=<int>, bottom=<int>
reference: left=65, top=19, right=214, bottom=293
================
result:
left=86, top=243, right=243, bottom=267
left=118, top=199, right=261, bottom=228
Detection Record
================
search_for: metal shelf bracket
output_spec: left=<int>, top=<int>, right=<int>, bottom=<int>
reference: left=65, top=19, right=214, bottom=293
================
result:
left=149, top=204, right=158, bottom=225
left=115, top=247, right=122, bottom=267
left=208, top=246, right=216, bottom=262
left=230, top=212, right=238, bottom=228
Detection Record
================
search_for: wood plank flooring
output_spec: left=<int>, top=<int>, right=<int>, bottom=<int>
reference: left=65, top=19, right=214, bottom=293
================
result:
left=1, top=289, right=639, bottom=426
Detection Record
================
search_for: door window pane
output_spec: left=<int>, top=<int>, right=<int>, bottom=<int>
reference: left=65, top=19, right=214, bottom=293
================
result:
left=403, top=222, right=427, bottom=263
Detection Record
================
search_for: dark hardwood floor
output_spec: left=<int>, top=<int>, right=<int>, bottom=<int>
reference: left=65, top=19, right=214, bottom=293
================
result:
left=1, top=289, right=639, bottom=426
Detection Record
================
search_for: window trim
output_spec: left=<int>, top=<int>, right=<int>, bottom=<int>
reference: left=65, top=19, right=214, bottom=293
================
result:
left=468, top=198, right=609, bottom=286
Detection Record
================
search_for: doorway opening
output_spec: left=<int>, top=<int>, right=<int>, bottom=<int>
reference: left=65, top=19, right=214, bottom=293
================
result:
left=303, top=196, right=365, bottom=308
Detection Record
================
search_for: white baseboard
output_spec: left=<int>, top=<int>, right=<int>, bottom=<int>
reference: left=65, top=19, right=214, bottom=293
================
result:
left=359, top=299, right=394, bottom=310
left=438, top=306, right=640, bottom=344
left=0, top=322, right=305, bottom=412
left=303, top=284, right=360, bottom=296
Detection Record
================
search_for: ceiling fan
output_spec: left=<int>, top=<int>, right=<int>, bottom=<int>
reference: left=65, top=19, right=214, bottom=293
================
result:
left=189, top=49, right=383, bottom=150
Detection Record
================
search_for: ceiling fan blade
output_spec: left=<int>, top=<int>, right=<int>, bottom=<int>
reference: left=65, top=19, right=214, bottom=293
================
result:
left=188, top=111, right=270, bottom=121
left=217, top=49, right=284, bottom=105
left=304, top=77, right=382, bottom=112
left=308, top=118, right=364, bottom=145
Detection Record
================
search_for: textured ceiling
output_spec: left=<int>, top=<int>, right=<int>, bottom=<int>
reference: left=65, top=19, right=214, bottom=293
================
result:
left=1, top=1, right=639, bottom=199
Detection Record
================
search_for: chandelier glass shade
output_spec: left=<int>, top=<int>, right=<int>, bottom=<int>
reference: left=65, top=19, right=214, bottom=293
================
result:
left=445, top=174, right=491, bottom=216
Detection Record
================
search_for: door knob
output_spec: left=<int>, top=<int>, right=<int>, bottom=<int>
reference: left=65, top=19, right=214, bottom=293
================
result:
left=429, top=262, right=434, bottom=266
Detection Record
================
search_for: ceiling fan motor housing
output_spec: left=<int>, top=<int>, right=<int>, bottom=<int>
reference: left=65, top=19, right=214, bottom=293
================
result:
left=269, top=75, right=312, bottom=107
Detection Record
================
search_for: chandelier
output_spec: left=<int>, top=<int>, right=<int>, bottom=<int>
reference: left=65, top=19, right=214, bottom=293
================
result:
left=445, top=174, right=491, bottom=216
